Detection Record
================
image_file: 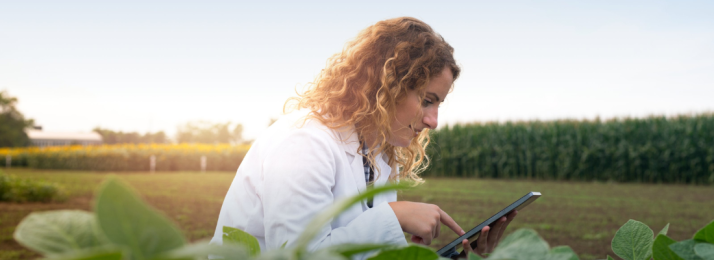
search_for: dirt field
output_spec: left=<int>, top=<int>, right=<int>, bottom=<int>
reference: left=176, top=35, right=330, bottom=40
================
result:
left=2, top=169, right=713, bottom=260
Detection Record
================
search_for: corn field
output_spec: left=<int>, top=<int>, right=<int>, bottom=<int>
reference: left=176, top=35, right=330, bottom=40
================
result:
left=425, top=113, right=714, bottom=184
left=0, top=144, right=249, bottom=171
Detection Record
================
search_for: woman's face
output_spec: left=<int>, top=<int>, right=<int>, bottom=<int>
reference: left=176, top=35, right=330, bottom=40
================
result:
left=389, top=68, right=454, bottom=147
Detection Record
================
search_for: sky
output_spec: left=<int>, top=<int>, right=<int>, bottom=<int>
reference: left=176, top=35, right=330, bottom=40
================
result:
left=1, top=0, right=713, bottom=141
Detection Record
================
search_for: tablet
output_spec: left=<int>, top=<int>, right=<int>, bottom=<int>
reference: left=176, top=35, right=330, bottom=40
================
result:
left=436, top=191, right=542, bottom=258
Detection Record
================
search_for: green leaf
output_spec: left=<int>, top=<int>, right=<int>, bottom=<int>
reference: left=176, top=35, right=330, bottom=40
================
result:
left=659, top=224, right=671, bottom=236
left=223, top=226, right=260, bottom=256
left=155, top=241, right=249, bottom=260
left=669, top=239, right=704, bottom=260
left=366, top=245, right=439, bottom=260
left=293, top=183, right=410, bottom=251
left=44, top=247, right=125, bottom=260
left=13, top=210, right=106, bottom=256
left=694, top=220, right=714, bottom=243
left=694, top=243, right=714, bottom=260
left=95, top=178, right=186, bottom=260
left=280, top=241, right=288, bottom=249
left=607, top=255, right=615, bottom=260
left=548, top=246, right=579, bottom=260
left=487, top=229, right=550, bottom=260
left=467, top=252, right=483, bottom=260
left=546, top=252, right=577, bottom=260
left=317, top=244, right=394, bottom=259
left=611, top=219, right=654, bottom=260
left=653, top=234, right=685, bottom=260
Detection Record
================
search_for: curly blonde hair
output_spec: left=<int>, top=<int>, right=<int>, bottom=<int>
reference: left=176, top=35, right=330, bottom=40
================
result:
left=284, top=17, right=460, bottom=183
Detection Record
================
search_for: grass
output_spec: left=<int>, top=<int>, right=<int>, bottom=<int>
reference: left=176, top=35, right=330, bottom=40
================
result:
left=1, top=168, right=713, bottom=260
left=401, top=178, right=714, bottom=259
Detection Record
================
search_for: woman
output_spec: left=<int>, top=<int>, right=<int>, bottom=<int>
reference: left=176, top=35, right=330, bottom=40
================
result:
left=211, top=17, right=515, bottom=258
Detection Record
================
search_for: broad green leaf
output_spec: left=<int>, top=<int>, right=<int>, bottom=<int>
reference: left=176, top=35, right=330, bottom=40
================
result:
left=549, top=246, right=579, bottom=260
left=653, top=234, right=684, bottom=260
left=95, top=178, right=186, bottom=260
left=155, top=241, right=249, bottom=260
left=293, top=183, right=410, bottom=251
left=669, top=239, right=704, bottom=260
left=223, top=226, right=260, bottom=256
left=366, top=245, right=439, bottom=260
left=659, top=224, right=671, bottom=236
left=694, top=243, right=714, bottom=260
left=607, top=255, right=615, bottom=260
left=317, top=244, right=394, bottom=259
left=546, top=252, right=577, bottom=260
left=44, top=247, right=125, bottom=260
left=694, top=221, right=714, bottom=243
left=467, top=252, right=483, bottom=260
left=611, top=219, right=654, bottom=260
left=487, top=229, right=550, bottom=260
left=13, top=210, right=106, bottom=256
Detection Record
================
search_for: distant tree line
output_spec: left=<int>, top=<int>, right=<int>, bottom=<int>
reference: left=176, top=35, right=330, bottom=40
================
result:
left=92, top=128, right=169, bottom=144
left=0, top=91, right=34, bottom=147
left=175, top=121, right=244, bottom=144
left=92, top=121, right=244, bottom=145
left=0, top=90, right=247, bottom=147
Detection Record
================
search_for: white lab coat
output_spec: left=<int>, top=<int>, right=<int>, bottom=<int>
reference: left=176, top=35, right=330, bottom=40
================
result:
left=210, top=110, right=408, bottom=256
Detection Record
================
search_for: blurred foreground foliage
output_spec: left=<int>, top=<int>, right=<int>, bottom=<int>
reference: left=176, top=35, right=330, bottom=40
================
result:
left=12, top=177, right=714, bottom=260
left=0, top=144, right=249, bottom=171
left=426, top=113, right=714, bottom=184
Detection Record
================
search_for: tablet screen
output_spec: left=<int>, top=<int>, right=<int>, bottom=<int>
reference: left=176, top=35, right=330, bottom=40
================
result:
left=436, top=191, right=541, bottom=258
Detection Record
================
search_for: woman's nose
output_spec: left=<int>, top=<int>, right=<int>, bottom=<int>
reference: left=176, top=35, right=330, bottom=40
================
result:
left=422, top=109, right=438, bottom=129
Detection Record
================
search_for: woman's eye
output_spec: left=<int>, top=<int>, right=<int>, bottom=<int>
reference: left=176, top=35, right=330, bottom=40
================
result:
left=422, top=99, right=433, bottom=107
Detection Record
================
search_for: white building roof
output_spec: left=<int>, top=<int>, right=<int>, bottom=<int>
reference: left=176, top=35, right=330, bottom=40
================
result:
left=27, top=130, right=103, bottom=141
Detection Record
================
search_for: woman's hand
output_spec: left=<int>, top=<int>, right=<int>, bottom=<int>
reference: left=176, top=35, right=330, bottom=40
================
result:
left=458, top=210, right=518, bottom=259
left=388, top=201, right=465, bottom=245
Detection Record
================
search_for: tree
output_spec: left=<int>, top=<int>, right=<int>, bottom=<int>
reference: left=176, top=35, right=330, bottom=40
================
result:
left=176, top=121, right=243, bottom=144
left=92, top=128, right=167, bottom=144
left=0, top=91, right=34, bottom=147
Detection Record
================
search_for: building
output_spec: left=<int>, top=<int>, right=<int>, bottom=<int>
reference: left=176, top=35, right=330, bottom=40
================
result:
left=27, top=130, right=103, bottom=147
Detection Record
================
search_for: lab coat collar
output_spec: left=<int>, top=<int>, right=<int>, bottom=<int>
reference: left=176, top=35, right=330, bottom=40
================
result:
left=335, top=126, right=393, bottom=193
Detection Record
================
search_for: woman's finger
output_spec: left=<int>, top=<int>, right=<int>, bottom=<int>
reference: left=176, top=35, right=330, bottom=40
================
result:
left=434, top=208, right=442, bottom=240
left=476, top=226, right=490, bottom=255
left=411, top=235, right=424, bottom=244
left=488, top=217, right=507, bottom=251
left=504, top=210, right=518, bottom=227
left=421, top=229, right=433, bottom=245
left=439, top=209, right=465, bottom=235
left=434, top=219, right=441, bottom=241
left=493, top=211, right=518, bottom=248
left=462, top=239, right=476, bottom=257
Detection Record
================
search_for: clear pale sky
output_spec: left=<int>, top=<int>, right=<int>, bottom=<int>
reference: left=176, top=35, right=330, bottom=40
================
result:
left=2, top=0, right=713, bottom=140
